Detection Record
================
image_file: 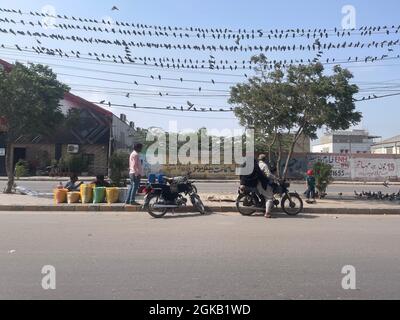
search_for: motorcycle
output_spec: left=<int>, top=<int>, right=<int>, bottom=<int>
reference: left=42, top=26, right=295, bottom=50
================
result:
left=236, top=179, right=303, bottom=216
left=143, top=176, right=206, bottom=218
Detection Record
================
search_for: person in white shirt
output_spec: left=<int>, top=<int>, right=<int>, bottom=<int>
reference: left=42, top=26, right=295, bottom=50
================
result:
left=125, top=143, right=144, bottom=205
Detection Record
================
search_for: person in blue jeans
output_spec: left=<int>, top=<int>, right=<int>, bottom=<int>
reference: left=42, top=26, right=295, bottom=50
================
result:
left=125, top=143, right=143, bottom=205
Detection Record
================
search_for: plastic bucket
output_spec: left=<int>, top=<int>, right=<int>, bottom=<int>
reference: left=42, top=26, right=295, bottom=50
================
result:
left=157, top=174, right=165, bottom=184
left=148, top=173, right=156, bottom=183
left=93, top=187, right=106, bottom=204
left=67, top=192, right=81, bottom=204
left=118, top=188, right=128, bottom=203
left=80, top=184, right=93, bottom=204
left=106, top=187, right=119, bottom=204
left=54, top=188, right=68, bottom=204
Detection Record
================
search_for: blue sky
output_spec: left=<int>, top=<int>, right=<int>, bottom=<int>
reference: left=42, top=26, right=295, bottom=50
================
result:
left=0, top=0, right=399, bottom=140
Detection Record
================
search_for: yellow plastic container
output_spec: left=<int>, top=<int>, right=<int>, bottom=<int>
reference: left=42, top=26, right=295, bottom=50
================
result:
left=67, top=192, right=81, bottom=204
left=80, top=184, right=93, bottom=204
left=106, top=187, right=119, bottom=204
left=54, top=188, right=68, bottom=204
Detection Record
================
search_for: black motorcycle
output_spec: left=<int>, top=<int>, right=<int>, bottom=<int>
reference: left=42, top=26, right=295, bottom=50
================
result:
left=143, top=176, right=206, bottom=218
left=236, top=179, right=303, bottom=216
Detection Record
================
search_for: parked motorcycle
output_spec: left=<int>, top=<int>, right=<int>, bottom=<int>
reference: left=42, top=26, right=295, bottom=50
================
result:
left=236, top=179, right=303, bottom=216
left=143, top=176, right=206, bottom=218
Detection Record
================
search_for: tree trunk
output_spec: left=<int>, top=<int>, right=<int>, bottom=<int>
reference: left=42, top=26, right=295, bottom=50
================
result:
left=276, top=133, right=283, bottom=178
left=282, top=129, right=303, bottom=179
left=267, top=132, right=277, bottom=164
left=4, top=142, right=14, bottom=194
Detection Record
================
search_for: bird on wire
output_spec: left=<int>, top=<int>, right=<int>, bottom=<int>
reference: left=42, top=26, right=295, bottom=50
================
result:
left=187, top=101, right=194, bottom=110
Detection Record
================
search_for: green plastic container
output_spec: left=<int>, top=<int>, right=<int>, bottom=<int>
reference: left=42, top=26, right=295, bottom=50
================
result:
left=93, top=187, right=106, bottom=204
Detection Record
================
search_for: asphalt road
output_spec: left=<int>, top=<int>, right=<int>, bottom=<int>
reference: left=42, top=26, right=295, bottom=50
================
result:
left=0, top=211, right=399, bottom=299
left=1, top=180, right=400, bottom=195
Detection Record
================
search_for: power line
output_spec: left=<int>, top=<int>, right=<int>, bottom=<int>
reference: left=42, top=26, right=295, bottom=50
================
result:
left=1, top=6, right=399, bottom=38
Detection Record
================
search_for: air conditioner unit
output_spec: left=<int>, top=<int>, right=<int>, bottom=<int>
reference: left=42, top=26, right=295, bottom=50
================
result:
left=67, top=144, right=79, bottom=154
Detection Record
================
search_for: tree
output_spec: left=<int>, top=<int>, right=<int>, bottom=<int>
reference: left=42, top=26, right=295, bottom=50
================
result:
left=0, top=62, right=69, bottom=193
left=313, top=162, right=333, bottom=198
left=229, top=54, right=362, bottom=178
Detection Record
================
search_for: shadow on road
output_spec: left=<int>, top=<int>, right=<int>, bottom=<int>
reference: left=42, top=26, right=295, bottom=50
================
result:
left=246, top=212, right=319, bottom=219
left=154, top=211, right=216, bottom=219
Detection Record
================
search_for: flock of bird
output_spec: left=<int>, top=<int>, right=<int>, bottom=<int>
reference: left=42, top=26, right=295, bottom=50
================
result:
left=0, top=6, right=399, bottom=113
left=354, top=190, right=400, bottom=201
left=96, top=100, right=232, bottom=113
left=1, top=7, right=400, bottom=40
left=0, top=21, right=400, bottom=55
left=3, top=42, right=400, bottom=73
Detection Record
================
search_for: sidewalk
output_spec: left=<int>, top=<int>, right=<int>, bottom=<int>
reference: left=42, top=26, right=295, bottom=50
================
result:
left=0, top=192, right=399, bottom=214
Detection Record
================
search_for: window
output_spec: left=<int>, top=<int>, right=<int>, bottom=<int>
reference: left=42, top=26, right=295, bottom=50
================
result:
left=82, top=154, right=95, bottom=166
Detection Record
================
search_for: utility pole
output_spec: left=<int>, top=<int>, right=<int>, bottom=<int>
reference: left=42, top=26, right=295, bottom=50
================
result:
left=107, top=123, right=114, bottom=178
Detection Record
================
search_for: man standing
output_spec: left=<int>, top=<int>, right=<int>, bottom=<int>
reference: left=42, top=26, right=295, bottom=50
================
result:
left=125, top=143, right=143, bottom=205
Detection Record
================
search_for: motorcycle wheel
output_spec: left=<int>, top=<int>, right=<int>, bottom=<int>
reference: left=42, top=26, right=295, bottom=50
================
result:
left=191, top=194, right=206, bottom=214
left=147, top=194, right=168, bottom=218
left=281, top=193, right=303, bottom=216
left=236, top=193, right=257, bottom=216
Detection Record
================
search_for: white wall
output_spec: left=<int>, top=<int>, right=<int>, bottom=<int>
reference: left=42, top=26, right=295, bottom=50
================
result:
left=312, top=143, right=332, bottom=153
left=331, top=143, right=372, bottom=154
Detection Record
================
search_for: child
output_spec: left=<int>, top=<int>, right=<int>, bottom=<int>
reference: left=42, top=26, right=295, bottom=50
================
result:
left=64, top=174, right=83, bottom=192
left=305, top=169, right=316, bottom=204
left=91, top=175, right=111, bottom=188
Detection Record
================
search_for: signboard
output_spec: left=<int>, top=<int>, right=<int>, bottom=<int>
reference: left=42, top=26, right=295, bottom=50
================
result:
left=0, top=148, right=5, bottom=156
left=307, top=154, right=351, bottom=178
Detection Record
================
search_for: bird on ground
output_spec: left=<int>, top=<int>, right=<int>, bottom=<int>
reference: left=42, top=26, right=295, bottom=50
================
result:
left=125, top=93, right=130, bottom=98
left=383, top=181, right=390, bottom=188
left=99, top=100, right=105, bottom=104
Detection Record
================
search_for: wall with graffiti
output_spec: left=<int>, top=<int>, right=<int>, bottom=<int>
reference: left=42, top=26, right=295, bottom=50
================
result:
left=145, top=153, right=400, bottom=181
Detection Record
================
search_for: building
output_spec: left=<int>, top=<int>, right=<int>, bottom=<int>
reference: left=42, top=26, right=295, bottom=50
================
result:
left=371, top=135, right=400, bottom=154
left=0, top=58, right=143, bottom=176
left=312, top=129, right=379, bottom=154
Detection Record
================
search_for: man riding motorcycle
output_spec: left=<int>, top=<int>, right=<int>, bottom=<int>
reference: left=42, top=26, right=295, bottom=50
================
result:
left=257, top=154, right=279, bottom=218
left=239, top=155, right=278, bottom=219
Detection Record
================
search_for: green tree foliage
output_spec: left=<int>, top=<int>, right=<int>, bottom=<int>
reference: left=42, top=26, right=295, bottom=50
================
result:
left=312, top=162, right=333, bottom=197
left=229, top=54, right=362, bottom=178
left=110, top=151, right=129, bottom=187
left=0, top=62, right=69, bottom=192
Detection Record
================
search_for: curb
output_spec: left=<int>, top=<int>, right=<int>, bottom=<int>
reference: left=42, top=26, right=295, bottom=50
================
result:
left=0, top=204, right=399, bottom=215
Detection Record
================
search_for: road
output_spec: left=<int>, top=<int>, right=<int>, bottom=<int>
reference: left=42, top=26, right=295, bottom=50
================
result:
left=1, top=180, right=399, bottom=195
left=0, top=211, right=399, bottom=299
